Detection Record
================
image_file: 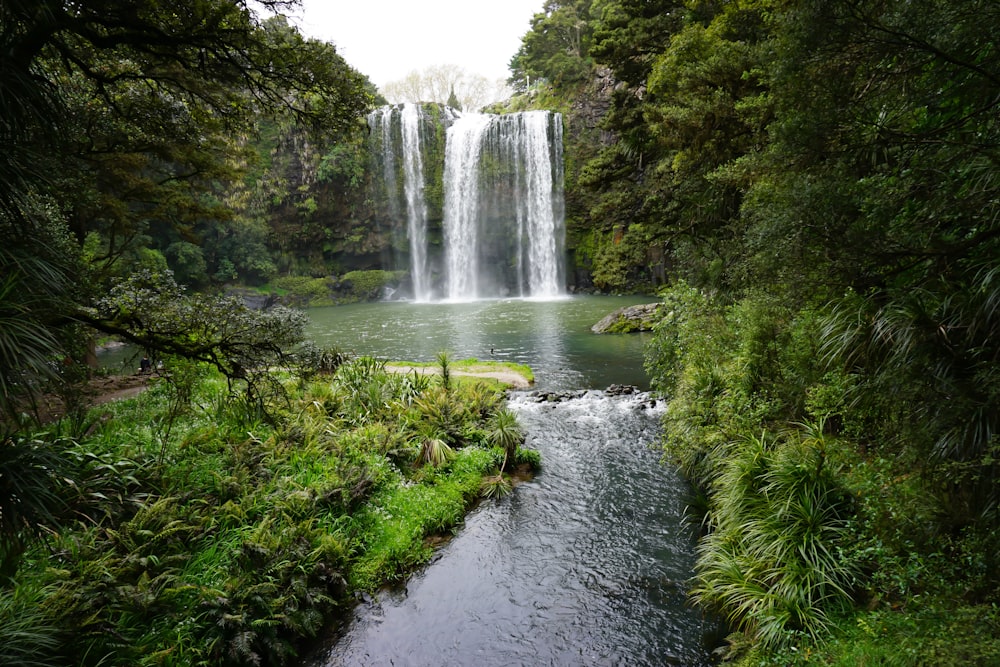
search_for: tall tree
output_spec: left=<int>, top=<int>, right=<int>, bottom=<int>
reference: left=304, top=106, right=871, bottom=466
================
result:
left=746, top=0, right=1000, bottom=507
left=509, top=0, right=596, bottom=90
left=0, top=0, right=372, bottom=415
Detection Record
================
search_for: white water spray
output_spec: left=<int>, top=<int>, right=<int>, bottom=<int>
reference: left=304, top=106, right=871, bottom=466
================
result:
left=370, top=105, right=565, bottom=301
left=400, top=104, right=431, bottom=301
left=442, top=113, right=493, bottom=300
left=442, top=110, right=565, bottom=300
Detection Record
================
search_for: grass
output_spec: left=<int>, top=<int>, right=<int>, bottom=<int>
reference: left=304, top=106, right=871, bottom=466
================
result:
left=389, top=357, right=535, bottom=386
left=1, top=359, right=540, bottom=666
left=737, top=599, right=1000, bottom=666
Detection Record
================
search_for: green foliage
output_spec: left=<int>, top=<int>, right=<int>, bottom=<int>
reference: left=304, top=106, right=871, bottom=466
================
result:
left=88, top=269, right=306, bottom=416
left=348, top=447, right=496, bottom=590
left=578, top=226, right=654, bottom=293
left=694, top=430, right=857, bottom=649
left=339, top=270, right=406, bottom=302
left=514, top=446, right=542, bottom=470
left=0, top=214, right=83, bottom=420
left=5, top=355, right=526, bottom=665
left=317, top=141, right=368, bottom=189
left=647, top=285, right=823, bottom=487
left=509, top=0, right=596, bottom=90
left=747, top=600, right=1000, bottom=667
left=480, top=473, right=513, bottom=499
left=0, top=436, right=75, bottom=582
left=0, top=582, right=64, bottom=666
left=420, top=437, right=455, bottom=467
left=486, top=409, right=524, bottom=471
left=437, top=351, right=452, bottom=392
left=270, top=276, right=334, bottom=306
left=0, top=0, right=372, bottom=413
left=293, top=343, right=350, bottom=382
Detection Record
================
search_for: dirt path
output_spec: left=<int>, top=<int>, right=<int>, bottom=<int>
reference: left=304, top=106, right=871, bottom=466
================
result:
left=21, top=373, right=155, bottom=424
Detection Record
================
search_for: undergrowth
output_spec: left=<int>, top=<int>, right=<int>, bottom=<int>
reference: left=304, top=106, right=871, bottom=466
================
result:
left=646, top=283, right=1000, bottom=664
left=1, top=355, right=538, bottom=666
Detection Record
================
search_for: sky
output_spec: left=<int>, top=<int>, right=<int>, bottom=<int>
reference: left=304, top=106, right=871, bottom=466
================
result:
left=286, top=0, right=545, bottom=89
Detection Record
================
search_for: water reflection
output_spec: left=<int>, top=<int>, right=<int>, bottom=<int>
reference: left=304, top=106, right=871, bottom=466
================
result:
left=305, top=295, right=653, bottom=391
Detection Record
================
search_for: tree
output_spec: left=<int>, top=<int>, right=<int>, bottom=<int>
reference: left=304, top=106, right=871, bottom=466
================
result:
left=381, top=65, right=510, bottom=111
left=509, top=0, right=596, bottom=90
left=642, top=0, right=774, bottom=290
left=80, top=269, right=306, bottom=412
left=0, top=0, right=372, bottom=413
left=764, top=0, right=1000, bottom=494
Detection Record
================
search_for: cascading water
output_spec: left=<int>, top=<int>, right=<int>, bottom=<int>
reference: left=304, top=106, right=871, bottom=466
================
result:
left=442, top=113, right=493, bottom=300
left=518, top=111, right=565, bottom=298
left=367, top=104, right=434, bottom=302
left=400, top=104, right=431, bottom=302
left=443, top=110, right=565, bottom=301
left=369, top=104, right=565, bottom=302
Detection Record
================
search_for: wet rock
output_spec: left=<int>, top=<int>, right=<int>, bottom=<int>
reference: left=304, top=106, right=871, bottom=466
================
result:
left=524, top=390, right=586, bottom=403
left=605, top=384, right=638, bottom=396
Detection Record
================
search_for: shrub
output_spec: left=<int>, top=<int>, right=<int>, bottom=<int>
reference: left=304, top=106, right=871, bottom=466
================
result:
left=693, top=428, right=857, bottom=649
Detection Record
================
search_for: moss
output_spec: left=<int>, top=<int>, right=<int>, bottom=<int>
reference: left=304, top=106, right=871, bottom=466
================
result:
left=339, top=269, right=407, bottom=302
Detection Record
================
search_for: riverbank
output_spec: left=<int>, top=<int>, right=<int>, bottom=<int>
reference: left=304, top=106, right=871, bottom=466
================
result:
left=1, top=359, right=540, bottom=665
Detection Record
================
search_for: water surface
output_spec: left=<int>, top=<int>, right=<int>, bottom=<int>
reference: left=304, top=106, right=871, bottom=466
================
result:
left=305, top=295, right=654, bottom=391
left=305, top=296, right=716, bottom=666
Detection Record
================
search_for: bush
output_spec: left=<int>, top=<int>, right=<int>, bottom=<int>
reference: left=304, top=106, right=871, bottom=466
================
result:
left=338, top=270, right=406, bottom=302
left=7, top=359, right=528, bottom=666
left=693, top=428, right=857, bottom=650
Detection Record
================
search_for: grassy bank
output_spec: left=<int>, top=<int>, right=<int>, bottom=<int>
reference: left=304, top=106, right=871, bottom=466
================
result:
left=1, top=356, right=538, bottom=666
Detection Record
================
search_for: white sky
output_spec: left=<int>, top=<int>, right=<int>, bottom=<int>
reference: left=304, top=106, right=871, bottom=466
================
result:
left=286, top=0, right=545, bottom=89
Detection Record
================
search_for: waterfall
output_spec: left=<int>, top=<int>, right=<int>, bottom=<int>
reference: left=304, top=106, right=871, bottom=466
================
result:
left=369, top=104, right=564, bottom=302
left=519, top=111, right=564, bottom=298
left=442, top=113, right=493, bottom=300
left=367, top=103, right=434, bottom=301
left=443, top=110, right=565, bottom=301
left=400, top=104, right=431, bottom=302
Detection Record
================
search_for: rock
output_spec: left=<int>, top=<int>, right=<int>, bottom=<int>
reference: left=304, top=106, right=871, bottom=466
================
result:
left=524, top=390, right=586, bottom=403
left=605, top=384, right=638, bottom=396
left=591, top=303, right=663, bottom=334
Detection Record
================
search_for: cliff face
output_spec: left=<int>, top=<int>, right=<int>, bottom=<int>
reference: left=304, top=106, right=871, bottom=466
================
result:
left=245, top=75, right=648, bottom=295
left=246, top=118, right=388, bottom=279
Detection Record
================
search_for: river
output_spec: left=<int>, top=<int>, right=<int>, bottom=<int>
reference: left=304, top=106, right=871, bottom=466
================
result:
left=303, top=296, right=717, bottom=666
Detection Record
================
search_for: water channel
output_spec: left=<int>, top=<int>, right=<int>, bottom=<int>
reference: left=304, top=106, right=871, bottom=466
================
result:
left=304, top=296, right=717, bottom=666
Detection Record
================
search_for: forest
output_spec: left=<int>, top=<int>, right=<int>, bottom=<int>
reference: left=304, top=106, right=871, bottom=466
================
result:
left=2, top=0, right=1000, bottom=665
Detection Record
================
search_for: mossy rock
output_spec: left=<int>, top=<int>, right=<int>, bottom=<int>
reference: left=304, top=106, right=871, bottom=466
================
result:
left=591, top=303, right=662, bottom=333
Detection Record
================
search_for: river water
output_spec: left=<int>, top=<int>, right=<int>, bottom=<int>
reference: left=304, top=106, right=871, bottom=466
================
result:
left=304, top=296, right=653, bottom=391
left=304, top=295, right=717, bottom=666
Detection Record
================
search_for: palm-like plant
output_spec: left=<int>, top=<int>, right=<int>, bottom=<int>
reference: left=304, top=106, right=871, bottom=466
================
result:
left=486, top=409, right=522, bottom=472
left=0, top=249, right=74, bottom=422
left=821, top=264, right=1000, bottom=515
left=480, top=473, right=512, bottom=499
left=0, top=436, right=74, bottom=582
left=693, top=428, right=856, bottom=648
left=420, top=436, right=454, bottom=467
left=436, top=351, right=452, bottom=392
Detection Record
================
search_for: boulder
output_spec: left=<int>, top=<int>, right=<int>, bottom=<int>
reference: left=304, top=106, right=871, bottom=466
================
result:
left=591, top=303, right=663, bottom=334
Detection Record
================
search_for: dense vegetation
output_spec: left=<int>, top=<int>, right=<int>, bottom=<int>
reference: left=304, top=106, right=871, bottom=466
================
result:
left=0, top=2, right=536, bottom=664
left=4, top=0, right=1000, bottom=664
left=505, top=0, right=1000, bottom=663
left=2, top=354, right=537, bottom=665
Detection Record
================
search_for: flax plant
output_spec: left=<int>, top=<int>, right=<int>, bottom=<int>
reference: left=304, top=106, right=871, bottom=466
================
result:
left=693, top=428, right=857, bottom=648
